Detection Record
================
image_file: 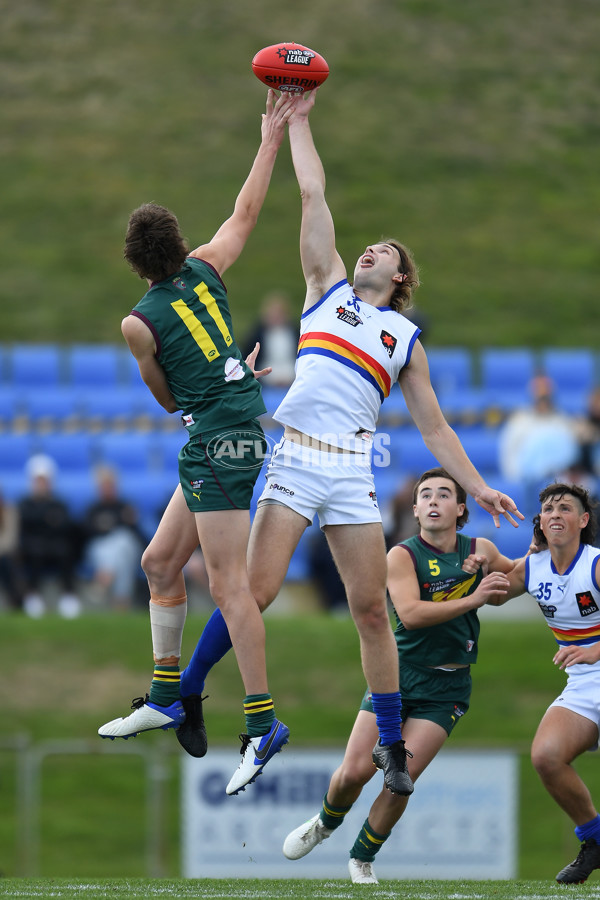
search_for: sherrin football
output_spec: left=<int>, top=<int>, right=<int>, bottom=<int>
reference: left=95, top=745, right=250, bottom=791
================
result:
left=252, top=42, right=329, bottom=93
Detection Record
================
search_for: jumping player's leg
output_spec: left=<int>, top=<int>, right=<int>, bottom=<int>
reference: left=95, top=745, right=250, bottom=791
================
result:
left=181, top=500, right=309, bottom=695
left=98, top=485, right=199, bottom=739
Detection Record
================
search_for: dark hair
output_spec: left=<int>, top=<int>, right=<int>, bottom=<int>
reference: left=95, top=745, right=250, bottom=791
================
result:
left=381, top=237, right=420, bottom=313
left=532, top=482, right=598, bottom=547
left=124, top=203, right=189, bottom=283
left=412, top=467, right=469, bottom=529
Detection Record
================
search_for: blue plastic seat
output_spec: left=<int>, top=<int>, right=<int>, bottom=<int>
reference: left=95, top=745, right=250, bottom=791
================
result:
left=541, top=348, right=596, bottom=395
left=55, top=471, right=97, bottom=516
left=79, top=387, right=142, bottom=422
left=396, top=430, right=439, bottom=474
left=9, top=345, right=62, bottom=387
left=427, top=347, right=473, bottom=395
left=480, top=348, right=536, bottom=394
left=0, top=433, right=37, bottom=472
left=67, top=345, right=121, bottom=387
left=0, top=388, right=20, bottom=424
left=96, top=432, right=156, bottom=472
left=22, top=386, right=81, bottom=423
left=37, top=433, right=97, bottom=471
left=455, top=427, right=500, bottom=473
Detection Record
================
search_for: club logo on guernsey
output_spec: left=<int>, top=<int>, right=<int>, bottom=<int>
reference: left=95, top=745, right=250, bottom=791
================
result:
left=224, top=357, right=245, bottom=382
left=576, top=591, right=599, bottom=617
left=380, top=330, right=397, bottom=358
left=336, top=306, right=363, bottom=327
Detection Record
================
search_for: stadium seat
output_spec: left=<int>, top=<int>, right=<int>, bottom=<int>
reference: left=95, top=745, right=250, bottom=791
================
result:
left=96, top=432, right=156, bottom=473
left=479, top=348, right=536, bottom=395
left=427, top=347, right=473, bottom=395
left=455, top=427, right=500, bottom=474
left=9, top=345, right=62, bottom=387
left=0, top=433, right=37, bottom=472
left=67, top=345, right=121, bottom=387
left=540, top=348, right=597, bottom=395
left=154, top=430, right=189, bottom=475
left=395, top=430, right=439, bottom=473
left=55, top=471, right=97, bottom=516
left=0, top=388, right=21, bottom=425
left=79, top=387, right=143, bottom=422
left=22, top=386, right=82, bottom=424
left=37, top=432, right=97, bottom=471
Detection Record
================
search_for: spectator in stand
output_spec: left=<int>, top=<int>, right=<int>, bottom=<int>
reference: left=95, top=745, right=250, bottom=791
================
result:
left=382, top=472, right=420, bottom=548
left=17, top=455, right=81, bottom=619
left=242, top=291, right=299, bottom=387
left=576, top=385, right=600, bottom=477
left=498, top=375, right=580, bottom=516
left=0, top=487, right=21, bottom=610
left=82, top=466, right=145, bottom=611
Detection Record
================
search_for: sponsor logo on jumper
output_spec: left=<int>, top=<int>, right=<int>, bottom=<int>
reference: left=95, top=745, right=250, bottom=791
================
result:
left=172, top=277, right=186, bottom=290
left=336, top=306, right=363, bottom=326
left=269, top=482, right=295, bottom=497
left=380, top=330, right=397, bottom=358
left=277, top=47, right=315, bottom=65
left=206, top=430, right=273, bottom=470
left=182, top=413, right=195, bottom=427
left=539, top=603, right=557, bottom=619
left=576, top=590, right=599, bottom=617
left=224, top=357, right=245, bottom=383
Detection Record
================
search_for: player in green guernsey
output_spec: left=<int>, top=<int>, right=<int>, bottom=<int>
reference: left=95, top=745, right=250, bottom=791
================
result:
left=98, top=90, right=295, bottom=796
left=283, top=467, right=517, bottom=884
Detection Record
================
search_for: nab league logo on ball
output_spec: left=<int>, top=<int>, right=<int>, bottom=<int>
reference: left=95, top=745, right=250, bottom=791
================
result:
left=277, top=46, right=315, bottom=66
left=206, top=431, right=276, bottom=470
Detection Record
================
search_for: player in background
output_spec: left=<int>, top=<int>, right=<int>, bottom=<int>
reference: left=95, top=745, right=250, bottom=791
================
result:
left=98, top=90, right=296, bottom=796
left=501, top=483, right=600, bottom=885
left=176, top=89, right=522, bottom=798
left=283, top=468, right=514, bottom=883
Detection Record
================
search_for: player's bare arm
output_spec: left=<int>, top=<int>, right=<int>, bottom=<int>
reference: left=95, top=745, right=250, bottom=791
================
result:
left=399, top=344, right=523, bottom=528
left=121, top=314, right=178, bottom=413
left=190, top=90, right=294, bottom=277
left=388, top=544, right=510, bottom=629
left=287, top=91, right=346, bottom=309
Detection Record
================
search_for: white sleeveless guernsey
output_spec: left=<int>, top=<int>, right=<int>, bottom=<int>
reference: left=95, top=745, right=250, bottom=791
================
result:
left=525, top=544, right=600, bottom=674
left=274, top=280, right=421, bottom=452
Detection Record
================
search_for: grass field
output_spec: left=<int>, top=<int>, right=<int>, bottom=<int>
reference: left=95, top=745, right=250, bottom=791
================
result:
left=2, top=610, right=599, bottom=884
left=2, top=878, right=600, bottom=899
left=1, top=0, right=599, bottom=346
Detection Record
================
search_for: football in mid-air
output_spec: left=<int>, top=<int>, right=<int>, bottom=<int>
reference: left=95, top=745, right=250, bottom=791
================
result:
left=252, top=43, right=329, bottom=93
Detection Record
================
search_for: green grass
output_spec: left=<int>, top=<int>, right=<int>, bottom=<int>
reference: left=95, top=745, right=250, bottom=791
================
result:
left=1, top=0, right=599, bottom=346
left=3, top=611, right=599, bottom=881
left=2, top=879, right=600, bottom=899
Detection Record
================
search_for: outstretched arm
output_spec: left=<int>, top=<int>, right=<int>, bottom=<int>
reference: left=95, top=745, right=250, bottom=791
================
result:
left=191, top=90, right=295, bottom=276
left=287, top=91, right=346, bottom=309
left=399, top=341, right=524, bottom=527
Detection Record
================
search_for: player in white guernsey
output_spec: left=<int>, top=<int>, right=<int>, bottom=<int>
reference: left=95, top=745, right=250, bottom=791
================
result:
left=176, top=90, right=523, bottom=797
left=505, top=483, right=600, bottom=884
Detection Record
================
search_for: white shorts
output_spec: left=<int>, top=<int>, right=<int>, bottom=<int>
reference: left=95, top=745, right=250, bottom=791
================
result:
left=257, top=437, right=382, bottom=528
left=550, top=665, right=600, bottom=750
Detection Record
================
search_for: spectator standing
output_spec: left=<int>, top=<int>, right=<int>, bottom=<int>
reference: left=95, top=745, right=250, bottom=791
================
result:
left=0, top=487, right=21, bottom=610
left=499, top=375, right=580, bottom=515
left=17, top=455, right=81, bottom=619
left=82, top=466, right=144, bottom=611
left=242, top=291, right=299, bottom=387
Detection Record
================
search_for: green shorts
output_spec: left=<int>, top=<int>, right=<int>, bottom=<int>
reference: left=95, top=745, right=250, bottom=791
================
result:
left=179, top=419, right=267, bottom=512
left=360, top=661, right=472, bottom=736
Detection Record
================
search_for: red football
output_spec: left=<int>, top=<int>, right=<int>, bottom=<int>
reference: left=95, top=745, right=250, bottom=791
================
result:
left=252, top=42, right=329, bottom=93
